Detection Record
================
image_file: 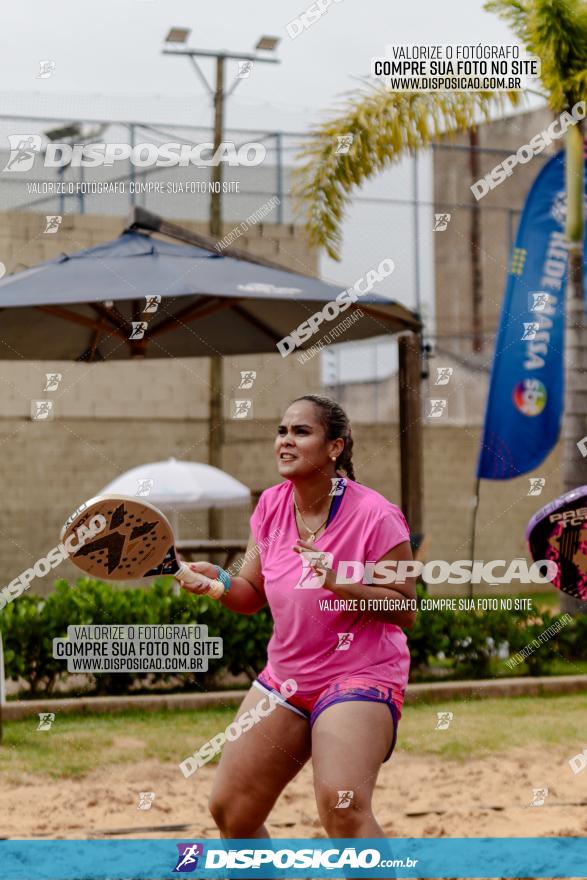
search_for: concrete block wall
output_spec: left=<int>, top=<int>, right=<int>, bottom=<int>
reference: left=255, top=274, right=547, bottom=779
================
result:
left=0, top=212, right=317, bottom=278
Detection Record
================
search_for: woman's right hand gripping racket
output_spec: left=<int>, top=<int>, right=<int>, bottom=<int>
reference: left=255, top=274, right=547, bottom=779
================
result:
left=61, top=494, right=225, bottom=598
left=526, top=485, right=587, bottom=600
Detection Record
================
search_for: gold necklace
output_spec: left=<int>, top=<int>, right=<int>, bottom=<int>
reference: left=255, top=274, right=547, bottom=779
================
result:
left=293, top=497, right=331, bottom=542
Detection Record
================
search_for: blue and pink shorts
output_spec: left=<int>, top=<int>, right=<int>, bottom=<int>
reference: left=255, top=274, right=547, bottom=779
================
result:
left=253, top=668, right=401, bottom=762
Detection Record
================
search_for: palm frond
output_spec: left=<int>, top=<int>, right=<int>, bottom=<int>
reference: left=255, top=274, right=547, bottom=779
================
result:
left=566, top=68, right=587, bottom=97
left=292, top=88, right=520, bottom=260
left=531, top=0, right=587, bottom=107
left=489, top=0, right=587, bottom=108
left=484, top=0, right=532, bottom=44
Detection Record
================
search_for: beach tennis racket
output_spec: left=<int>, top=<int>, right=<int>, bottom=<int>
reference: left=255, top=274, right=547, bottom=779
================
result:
left=60, top=494, right=225, bottom=598
left=526, top=485, right=587, bottom=599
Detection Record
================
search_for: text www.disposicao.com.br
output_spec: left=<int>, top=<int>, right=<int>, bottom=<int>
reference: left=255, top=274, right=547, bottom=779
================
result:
left=69, top=657, right=202, bottom=672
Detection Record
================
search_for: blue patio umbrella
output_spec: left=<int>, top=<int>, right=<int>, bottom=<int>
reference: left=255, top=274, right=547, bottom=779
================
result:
left=0, top=209, right=419, bottom=360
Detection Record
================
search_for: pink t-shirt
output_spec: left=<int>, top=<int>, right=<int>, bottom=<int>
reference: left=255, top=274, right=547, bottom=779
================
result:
left=250, top=478, right=411, bottom=709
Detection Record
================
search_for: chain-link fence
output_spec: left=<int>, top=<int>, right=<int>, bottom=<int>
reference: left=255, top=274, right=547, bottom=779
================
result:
left=0, top=113, right=554, bottom=422
left=0, top=115, right=309, bottom=222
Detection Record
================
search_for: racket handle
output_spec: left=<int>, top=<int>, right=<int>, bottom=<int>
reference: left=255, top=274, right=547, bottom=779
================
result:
left=176, top=561, right=225, bottom=600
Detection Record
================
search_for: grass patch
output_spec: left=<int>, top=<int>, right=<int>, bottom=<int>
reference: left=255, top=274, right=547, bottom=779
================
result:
left=1, top=692, right=586, bottom=778
left=0, top=706, right=234, bottom=780
left=399, top=692, right=587, bottom=760
left=410, top=654, right=587, bottom=683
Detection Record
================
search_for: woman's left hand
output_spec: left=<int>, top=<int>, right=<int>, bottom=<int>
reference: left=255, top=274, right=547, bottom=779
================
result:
left=292, top=538, right=346, bottom=595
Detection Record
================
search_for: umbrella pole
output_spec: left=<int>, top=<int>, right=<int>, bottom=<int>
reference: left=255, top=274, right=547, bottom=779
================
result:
left=172, top=510, right=181, bottom=596
left=208, top=356, right=224, bottom=561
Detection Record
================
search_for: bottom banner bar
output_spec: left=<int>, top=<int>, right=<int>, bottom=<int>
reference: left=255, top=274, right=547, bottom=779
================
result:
left=1, top=837, right=586, bottom=879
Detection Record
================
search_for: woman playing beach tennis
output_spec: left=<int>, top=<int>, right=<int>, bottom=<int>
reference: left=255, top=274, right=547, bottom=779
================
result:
left=180, top=395, right=417, bottom=839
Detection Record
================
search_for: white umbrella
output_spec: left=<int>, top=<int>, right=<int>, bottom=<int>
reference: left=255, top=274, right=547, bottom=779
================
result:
left=99, top=458, right=251, bottom=536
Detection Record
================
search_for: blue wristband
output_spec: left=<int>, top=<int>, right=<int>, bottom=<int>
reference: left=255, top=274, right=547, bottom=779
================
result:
left=215, top=565, right=232, bottom=593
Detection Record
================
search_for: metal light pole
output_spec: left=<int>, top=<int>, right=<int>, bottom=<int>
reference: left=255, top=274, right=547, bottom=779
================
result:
left=163, top=31, right=280, bottom=543
left=163, top=32, right=280, bottom=237
left=211, top=55, right=225, bottom=236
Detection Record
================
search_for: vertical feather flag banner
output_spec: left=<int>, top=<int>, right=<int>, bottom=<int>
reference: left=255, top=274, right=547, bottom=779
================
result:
left=477, top=151, right=581, bottom=479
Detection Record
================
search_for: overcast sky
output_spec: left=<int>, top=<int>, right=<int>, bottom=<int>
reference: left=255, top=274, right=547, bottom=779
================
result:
left=2, top=0, right=520, bottom=129
left=2, top=0, right=538, bottom=384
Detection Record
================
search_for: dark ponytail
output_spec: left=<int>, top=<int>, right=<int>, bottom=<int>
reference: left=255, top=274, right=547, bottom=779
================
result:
left=292, top=394, right=357, bottom=482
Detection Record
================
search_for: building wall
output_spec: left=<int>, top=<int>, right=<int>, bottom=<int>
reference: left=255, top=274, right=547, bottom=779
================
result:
left=325, top=348, right=492, bottom=425
left=433, top=105, right=558, bottom=359
left=0, top=211, right=316, bottom=278
left=423, top=106, right=564, bottom=590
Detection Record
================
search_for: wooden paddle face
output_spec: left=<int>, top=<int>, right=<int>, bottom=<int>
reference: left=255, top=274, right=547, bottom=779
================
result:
left=526, top=486, right=587, bottom=599
left=61, top=495, right=178, bottom=580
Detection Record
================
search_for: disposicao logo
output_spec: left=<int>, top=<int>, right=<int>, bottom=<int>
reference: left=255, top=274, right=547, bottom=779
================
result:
left=173, top=843, right=203, bottom=873
left=3, top=136, right=267, bottom=171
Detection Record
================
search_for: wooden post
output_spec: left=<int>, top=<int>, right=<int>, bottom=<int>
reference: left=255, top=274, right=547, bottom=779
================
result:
left=250, top=489, right=263, bottom=514
left=398, top=332, right=424, bottom=542
left=207, top=356, right=224, bottom=554
left=469, top=128, right=483, bottom=353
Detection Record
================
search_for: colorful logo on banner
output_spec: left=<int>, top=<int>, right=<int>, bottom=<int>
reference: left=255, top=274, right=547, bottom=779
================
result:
left=173, top=843, right=203, bottom=873
left=477, top=150, right=587, bottom=480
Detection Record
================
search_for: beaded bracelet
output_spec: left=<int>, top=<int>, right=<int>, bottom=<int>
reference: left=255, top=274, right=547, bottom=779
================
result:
left=215, top=565, right=232, bottom=593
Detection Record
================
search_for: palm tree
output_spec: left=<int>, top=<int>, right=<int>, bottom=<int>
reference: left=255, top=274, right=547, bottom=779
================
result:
left=293, top=0, right=587, bottom=612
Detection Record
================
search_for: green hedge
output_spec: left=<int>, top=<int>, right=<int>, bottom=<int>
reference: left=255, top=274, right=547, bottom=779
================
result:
left=0, top=578, right=273, bottom=697
left=409, top=588, right=587, bottom=679
left=0, top=578, right=584, bottom=697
